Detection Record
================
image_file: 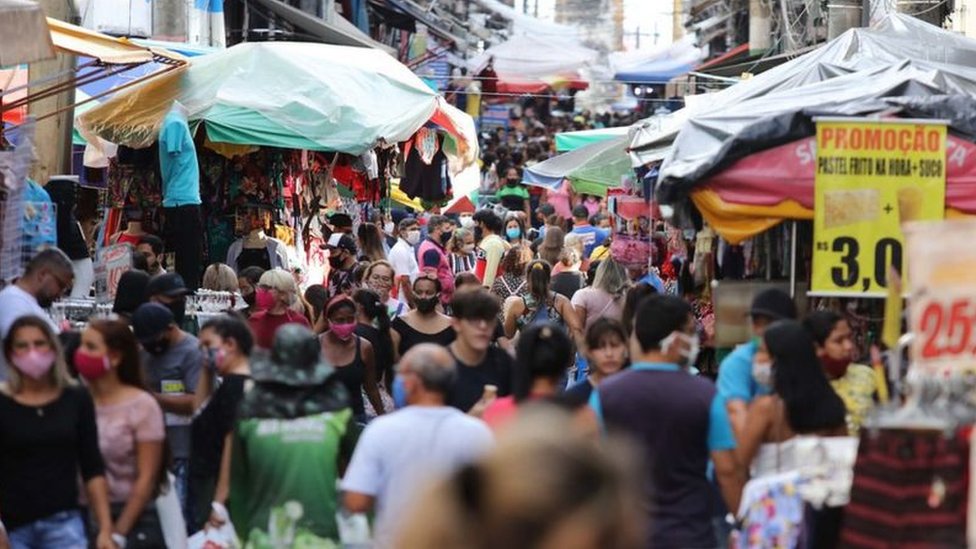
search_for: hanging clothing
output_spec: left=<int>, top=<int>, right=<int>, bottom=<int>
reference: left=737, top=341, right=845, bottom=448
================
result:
left=737, top=471, right=805, bottom=549
left=158, top=107, right=201, bottom=208
left=840, top=429, right=969, bottom=548
left=162, top=205, right=204, bottom=291
left=400, top=129, right=452, bottom=202
left=226, top=238, right=290, bottom=274
left=235, top=247, right=272, bottom=272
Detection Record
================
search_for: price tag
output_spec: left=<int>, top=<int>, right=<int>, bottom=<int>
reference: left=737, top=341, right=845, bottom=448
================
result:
left=906, top=220, right=976, bottom=375
left=811, top=118, right=947, bottom=296
left=94, top=243, right=132, bottom=304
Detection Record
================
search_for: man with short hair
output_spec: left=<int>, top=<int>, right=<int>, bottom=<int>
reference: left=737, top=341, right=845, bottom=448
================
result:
left=569, top=205, right=609, bottom=257
left=324, top=233, right=358, bottom=297
left=590, top=295, right=743, bottom=549
left=447, top=288, right=514, bottom=411
left=472, top=209, right=509, bottom=288
left=147, top=272, right=190, bottom=326
left=137, top=235, right=167, bottom=276
left=133, top=302, right=204, bottom=516
left=389, top=217, right=421, bottom=304
left=328, top=212, right=354, bottom=234
left=0, top=248, right=74, bottom=378
left=342, top=344, right=493, bottom=547
left=417, top=214, right=456, bottom=307
left=718, top=288, right=797, bottom=436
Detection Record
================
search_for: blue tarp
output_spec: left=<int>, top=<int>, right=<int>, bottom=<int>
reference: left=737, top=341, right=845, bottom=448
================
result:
left=614, top=56, right=695, bottom=84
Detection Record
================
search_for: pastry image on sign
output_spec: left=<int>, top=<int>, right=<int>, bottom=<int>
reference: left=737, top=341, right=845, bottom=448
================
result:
left=823, top=189, right=880, bottom=229
left=898, top=187, right=924, bottom=224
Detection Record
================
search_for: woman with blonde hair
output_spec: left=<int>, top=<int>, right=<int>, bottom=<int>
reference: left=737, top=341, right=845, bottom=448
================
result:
left=247, top=268, right=310, bottom=349
left=571, top=258, right=630, bottom=330
left=397, top=407, right=643, bottom=549
left=551, top=245, right=586, bottom=300
left=202, top=263, right=240, bottom=292
left=0, top=316, right=116, bottom=549
left=363, top=260, right=407, bottom=319
left=447, top=227, right=477, bottom=275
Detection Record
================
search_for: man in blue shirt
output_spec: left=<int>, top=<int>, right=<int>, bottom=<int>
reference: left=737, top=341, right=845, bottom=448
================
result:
left=717, top=288, right=797, bottom=438
left=590, top=295, right=744, bottom=549
left=569, top=205, right=608, bottom=257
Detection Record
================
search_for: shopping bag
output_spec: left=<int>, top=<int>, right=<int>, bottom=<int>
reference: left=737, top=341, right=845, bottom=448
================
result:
left=187, top=525, right=239, bottom=549
left=156, top=473, right=188, bottom=549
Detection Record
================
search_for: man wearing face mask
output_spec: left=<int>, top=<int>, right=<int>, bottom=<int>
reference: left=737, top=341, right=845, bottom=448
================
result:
left=342, top=344, right=493, bottom=549
left=496, top=167, right=530, bottom=219
left=0, top=249, right=74, bottom=379
left=133, top=302, right=204, bottom=516
left=324, top=233, right=359, bottom=297
left=388, top=217, right=421, bottom=306
left=589, top=295, right=743, bottom=549
left=417, top=215, right=456, bottom=308
left=716, top=288, right=797, bottom=439
left=147, top=272, right=190, bottom=328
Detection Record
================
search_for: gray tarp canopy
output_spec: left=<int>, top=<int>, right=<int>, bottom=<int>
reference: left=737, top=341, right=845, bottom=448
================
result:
left=653, top=14, right=976, bottom=204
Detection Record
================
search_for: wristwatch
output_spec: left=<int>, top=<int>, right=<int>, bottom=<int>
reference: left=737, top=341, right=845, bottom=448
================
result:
left=111, top=532, right=127, bottom=548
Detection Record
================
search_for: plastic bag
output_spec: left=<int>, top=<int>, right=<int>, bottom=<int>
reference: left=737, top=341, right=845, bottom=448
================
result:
left=188, top=503, right=239, bottom=549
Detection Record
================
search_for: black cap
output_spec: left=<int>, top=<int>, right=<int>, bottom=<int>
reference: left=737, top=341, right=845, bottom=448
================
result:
left=748, top=288, right=797, bottom=321
left=146, top=273, right=189, bottom=298
left=321, top=233, right=358, bottom=253
left=572, top=205, right=589, bottom=219
left=132, top=303, right=175, bottom=342
left=328, top=213, right=352, bottom=229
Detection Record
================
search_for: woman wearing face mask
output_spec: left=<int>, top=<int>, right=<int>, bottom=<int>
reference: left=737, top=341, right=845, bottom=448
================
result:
left=0, top=316, right=115, bottom=549
left=247, top=268, right=310, bottom=350
left=496, top=167, right=530, bottom=219
left=804, top=311, right=885, bottom=435
left=447, top=228, right=477, bottom=275
left=390, top=276, right=456, bottom=362
left=320, top=296, right=384, bottom=423
left=364, top=260, right=407, bottom=319
left=77, top=319, right=168, bottom=548
left=738, top=320, right=847, bottom=480
left=564, top=318, right=629, bottom=408
left=188, top=315, right=252, bottom=532
left=503, top=216, right=526, bottom=247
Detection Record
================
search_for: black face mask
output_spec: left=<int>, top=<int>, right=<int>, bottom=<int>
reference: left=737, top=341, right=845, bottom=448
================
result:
left=474, top=227, right=484, bottom=242
left=506, top=178, right=518, bottom=186
left=438, top=231, right=452, bottom=247
left=166, top=298, right=186, bottom=325
left=329, top=254, right=345, bottom=268
left=144, top=336, right=171, bottom=356
left=415, top=296, right=438, bottom=314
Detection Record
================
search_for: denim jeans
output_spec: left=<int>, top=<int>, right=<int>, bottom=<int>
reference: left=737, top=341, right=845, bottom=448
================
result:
left=171, top=457, right=191, bottom=529
left=8, top=510, right=87, bottom=549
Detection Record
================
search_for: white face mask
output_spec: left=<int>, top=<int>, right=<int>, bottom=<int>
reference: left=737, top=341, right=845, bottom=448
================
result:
left=462, top=243, right=476, bottom=254
left=383, top=221, right=394, bottom=234
left=459, top=216, right=474, bottom=229
left=660, top=331, right=700, bottom=368
left=405, top=230, right=421, bottom=246
left=752, top=360, right=773, bottom=388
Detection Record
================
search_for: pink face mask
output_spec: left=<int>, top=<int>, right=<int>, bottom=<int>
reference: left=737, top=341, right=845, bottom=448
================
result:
left=331, top=322, right=357, bottom=341
left=74, top=349, right=111, bottom=381
left=254, top=288, right=276, bottom=311
left=11, top=350, right=56, bottom=380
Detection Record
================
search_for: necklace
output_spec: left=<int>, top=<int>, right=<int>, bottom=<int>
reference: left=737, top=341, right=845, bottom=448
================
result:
left=36, top=406, right=44, bottom=417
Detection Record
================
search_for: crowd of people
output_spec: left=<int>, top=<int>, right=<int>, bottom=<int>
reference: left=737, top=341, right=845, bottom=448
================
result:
left=0, top=109, right=880, bottom=548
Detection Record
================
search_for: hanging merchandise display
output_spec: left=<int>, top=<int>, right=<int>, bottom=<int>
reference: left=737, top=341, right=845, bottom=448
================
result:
left=400, top=127, right=453, bottom=204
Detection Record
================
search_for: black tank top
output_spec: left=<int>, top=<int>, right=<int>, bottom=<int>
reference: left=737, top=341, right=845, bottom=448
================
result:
left=392, top=316, right=456, bottom=356
left=330, top=337, right=365, bottom=418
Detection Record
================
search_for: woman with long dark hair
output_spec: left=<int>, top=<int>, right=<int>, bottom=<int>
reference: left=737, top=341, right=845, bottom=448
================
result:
left=353, top=289, right=395, bottom=417
left=502, top=260, right=581, bottom=344
left=804, top=310, right=885, bottom=435
left=390, top=276, right=455, bottom=361
left=483, top=322, right=574, bottom=430
left=736, top=320, right=847, bottom=478
left=0, top=316, right=114, bottom=549
left=78, top=319, right=168, bottom=547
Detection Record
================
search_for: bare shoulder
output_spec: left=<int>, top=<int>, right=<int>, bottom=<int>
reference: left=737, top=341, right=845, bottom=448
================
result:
left=748, top=395, right=778, bottom=415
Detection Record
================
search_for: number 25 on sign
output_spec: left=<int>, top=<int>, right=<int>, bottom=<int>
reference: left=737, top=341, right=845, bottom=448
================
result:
left=916, top=295, right=976, bottom=364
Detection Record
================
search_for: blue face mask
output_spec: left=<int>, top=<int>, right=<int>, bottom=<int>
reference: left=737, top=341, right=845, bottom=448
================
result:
left=506, top=227, right=522, bottom=240
left=392, top=374, right=408, bottom=409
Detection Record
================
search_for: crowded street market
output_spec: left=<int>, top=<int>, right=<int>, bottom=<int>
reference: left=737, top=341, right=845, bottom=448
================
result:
left=2, top=0, right=976, bottom=547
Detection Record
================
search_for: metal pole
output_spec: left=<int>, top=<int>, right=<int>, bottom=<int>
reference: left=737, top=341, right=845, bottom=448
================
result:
left=789, top=220, right=798, bottom=298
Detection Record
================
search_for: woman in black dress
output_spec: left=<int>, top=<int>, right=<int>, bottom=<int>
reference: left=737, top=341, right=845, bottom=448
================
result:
left=319, top=296, right=384, bottom=423
left=390, top=276, right=455, bottom=361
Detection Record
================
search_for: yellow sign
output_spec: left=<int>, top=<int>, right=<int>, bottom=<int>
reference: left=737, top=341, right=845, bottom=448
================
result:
left=812, top=119, right=946, bottom=296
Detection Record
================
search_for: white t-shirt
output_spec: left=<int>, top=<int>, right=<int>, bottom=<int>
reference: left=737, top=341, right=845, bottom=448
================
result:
left=388, top=239, right=420, bottom=304
left=341, top=406, right=493, bottom=547
left=0, top=285, right=59, bottom=380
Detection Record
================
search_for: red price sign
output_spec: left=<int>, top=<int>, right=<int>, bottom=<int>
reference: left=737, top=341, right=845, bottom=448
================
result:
left=906, top=220, right=976, bottom=375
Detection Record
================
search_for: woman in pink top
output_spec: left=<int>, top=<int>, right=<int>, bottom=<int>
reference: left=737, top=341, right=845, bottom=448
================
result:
left=571, top=258, right=630, bottom=331
left=546, top=179, right=574, bottom=221
left=483, top=323, right=574, bottom=431
left=78, top=319, right=166, bottom=548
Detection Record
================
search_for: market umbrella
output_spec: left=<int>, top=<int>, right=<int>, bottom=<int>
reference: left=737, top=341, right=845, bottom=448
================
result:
left=0, top=0, right=54, bottom=66
left=523, top=135, right=632, bottom=197
left=555, top=126, right=628, bottom=152
left=78, top=41, right=472, bottom=157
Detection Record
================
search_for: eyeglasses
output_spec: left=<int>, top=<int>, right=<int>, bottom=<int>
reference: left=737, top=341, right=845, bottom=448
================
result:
left=369, top=275, right=393, bottom=284
left=50, top=272, right=73, bottom=295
